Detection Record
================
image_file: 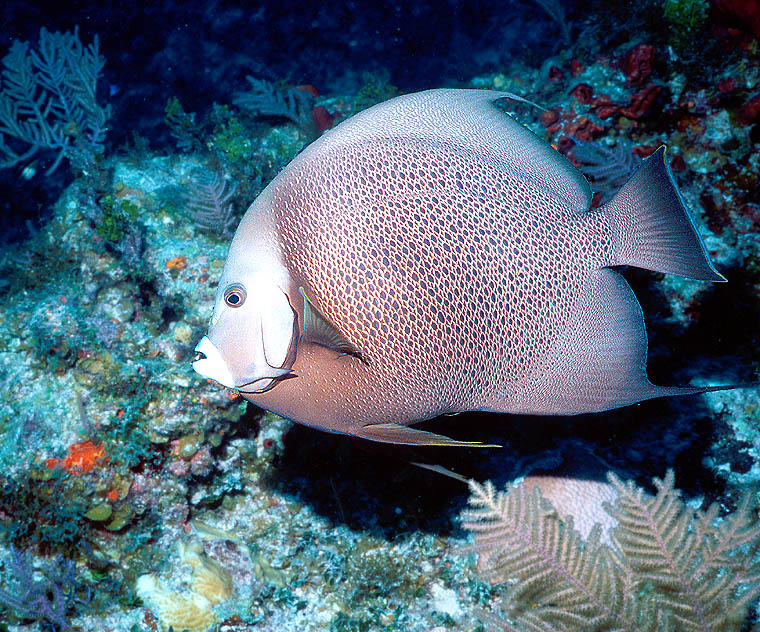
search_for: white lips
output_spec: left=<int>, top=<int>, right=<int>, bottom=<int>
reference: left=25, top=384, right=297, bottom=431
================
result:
left=192, top=336, right=236, bottom=388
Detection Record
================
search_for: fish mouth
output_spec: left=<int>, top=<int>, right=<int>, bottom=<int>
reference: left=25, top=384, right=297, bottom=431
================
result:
left=192, top=336, right=236, bottom=388
left=191, top=336, right=296, bottom=393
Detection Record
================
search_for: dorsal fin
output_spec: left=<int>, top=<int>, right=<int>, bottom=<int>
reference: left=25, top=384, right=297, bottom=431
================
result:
left=304, top=89, right=592, bottom=211
left=299, top=287, right=365, bottom=361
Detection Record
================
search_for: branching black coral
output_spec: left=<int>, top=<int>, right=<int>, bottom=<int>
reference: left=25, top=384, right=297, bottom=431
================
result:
left=461, top=471, right=760, bottom=632
left=185, top=171, right=239, bottom=238
left=572, top=139, right=640, bottom=203
left=462, top=479, right=652, bottom=631
left=233, top=76, right=315, bottom=130
left=606, top=471, right=760, bottom=631
left=0, top=27, right=110, bottom=175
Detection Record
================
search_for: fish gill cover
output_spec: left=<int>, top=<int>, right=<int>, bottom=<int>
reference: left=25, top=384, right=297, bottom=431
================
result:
left=0, top=0, right=758, bottom=631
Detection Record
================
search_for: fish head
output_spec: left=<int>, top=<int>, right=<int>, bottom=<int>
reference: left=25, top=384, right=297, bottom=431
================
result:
left=192, top=271, right=298, bottom=394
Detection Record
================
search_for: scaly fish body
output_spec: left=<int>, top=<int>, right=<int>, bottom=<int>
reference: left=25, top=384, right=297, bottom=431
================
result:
left=193, top=89, right=725, bottom=446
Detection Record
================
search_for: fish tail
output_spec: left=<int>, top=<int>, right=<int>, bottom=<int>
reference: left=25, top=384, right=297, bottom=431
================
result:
left=600, top=146, right=725, bottom=283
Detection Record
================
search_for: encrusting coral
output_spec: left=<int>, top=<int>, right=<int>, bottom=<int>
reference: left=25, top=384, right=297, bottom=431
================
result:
left=135, top=539, right=236, bottom=632
left=135, top=574, right=216, bottom=632
left=178, top=540, right=234, bottom=606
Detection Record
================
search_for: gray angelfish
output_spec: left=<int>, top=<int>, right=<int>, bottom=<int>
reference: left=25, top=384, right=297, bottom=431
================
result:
left=193, top=89, right=732, bottom=447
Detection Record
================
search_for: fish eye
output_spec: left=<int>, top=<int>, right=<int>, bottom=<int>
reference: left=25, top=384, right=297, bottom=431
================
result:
left=224, top=284, right=247, bottom=308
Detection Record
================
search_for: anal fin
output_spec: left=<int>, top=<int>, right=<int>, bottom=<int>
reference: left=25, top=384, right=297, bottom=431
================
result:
left=408, top=462, right=470, bottom=483
left=492, top=268, right=679, bottom=415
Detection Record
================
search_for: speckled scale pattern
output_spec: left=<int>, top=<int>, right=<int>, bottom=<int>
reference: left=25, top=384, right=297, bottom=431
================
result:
left=272, top=136, right=613, bottom=422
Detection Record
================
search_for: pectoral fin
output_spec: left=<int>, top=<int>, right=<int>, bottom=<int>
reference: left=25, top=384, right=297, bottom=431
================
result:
left=356, top=422, right=501, bottom=447
left=299, top=287, right=366, bottom=361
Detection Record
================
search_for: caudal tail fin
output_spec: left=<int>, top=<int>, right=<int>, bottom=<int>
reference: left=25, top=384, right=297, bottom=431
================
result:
left=602, top=146, right=725, bottom=283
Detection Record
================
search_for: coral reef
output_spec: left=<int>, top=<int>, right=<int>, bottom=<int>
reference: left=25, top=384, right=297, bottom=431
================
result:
left=136, top=574, right=217, bottom=632
left=0, top=2, right=758, bottom=630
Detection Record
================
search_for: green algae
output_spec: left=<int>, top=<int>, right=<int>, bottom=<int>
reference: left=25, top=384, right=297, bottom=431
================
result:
left=663, top=0, right=708, bottom=51
left=208, top=105, right=254, bottom=166
left=0, top=467, right=90, bottom=549
left=95, top=195, right=140, bottom=243
left=84, top=502, right=113, bottom=521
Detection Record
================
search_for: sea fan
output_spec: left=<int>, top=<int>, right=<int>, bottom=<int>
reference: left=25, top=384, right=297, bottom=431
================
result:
left=0, top=546, right=89, bottom=631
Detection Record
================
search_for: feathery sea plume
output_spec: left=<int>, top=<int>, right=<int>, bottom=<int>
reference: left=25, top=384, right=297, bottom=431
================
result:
left=461, top=470, right=760, bottom=631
